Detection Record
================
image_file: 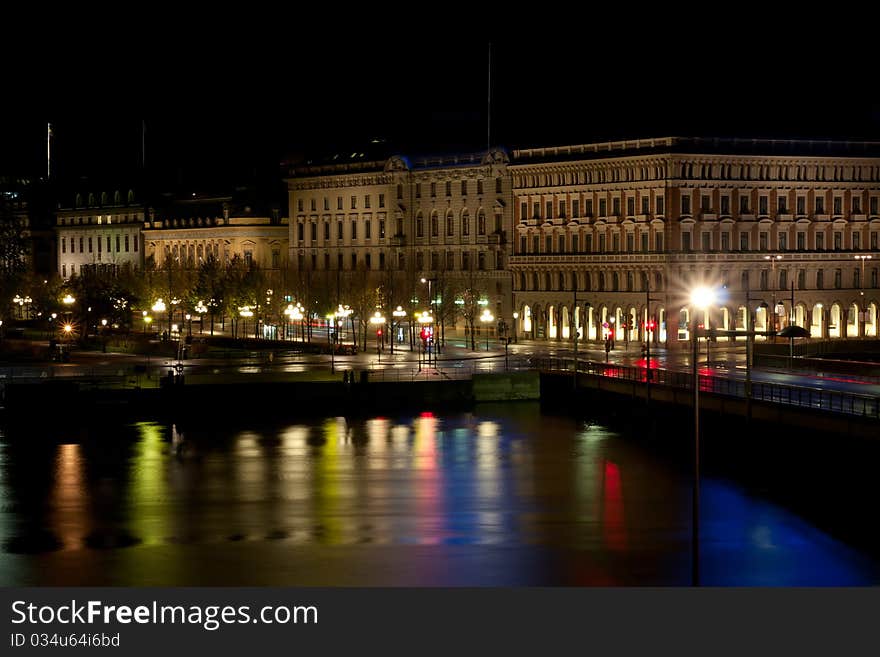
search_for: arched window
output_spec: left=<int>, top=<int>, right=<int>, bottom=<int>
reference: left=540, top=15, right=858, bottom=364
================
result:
left=779, top=269, right=788, bottom=291
left=544, top=272, right=552, bottom=290
left=477, top=209, right=486, bottom=235
left=532, top=273, right=539, bottom=290
left=461, top=210, right=470, bottom=236
left=626, top=272, right=634, bottom=291
left=558, top=272, right=566, bottom=290
left=430, top=211, right=438, bottom=237
left=598, top=272, right=606, bottom=291
left=415, top=212, right=424, bottom=238
left=583, top=272, right=592, bottom=291
left=741, top=271, right=750, bottom=290
left=446, top=210, right=454, bottom=236
left=612, top=272, right=619, bottom=291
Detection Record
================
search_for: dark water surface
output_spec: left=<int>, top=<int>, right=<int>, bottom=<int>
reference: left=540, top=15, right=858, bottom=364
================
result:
left=1, top=403, right=877, bottom=585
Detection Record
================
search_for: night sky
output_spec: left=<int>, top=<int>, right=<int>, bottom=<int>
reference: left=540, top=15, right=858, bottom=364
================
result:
left=2, top=37, right=878, bottom=193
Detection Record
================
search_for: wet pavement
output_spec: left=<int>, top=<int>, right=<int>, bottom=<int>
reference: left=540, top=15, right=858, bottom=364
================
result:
left=1, top=403, right=877, bottom=586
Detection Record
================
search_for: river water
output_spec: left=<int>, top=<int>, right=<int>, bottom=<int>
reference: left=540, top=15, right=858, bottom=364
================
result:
left=0, top=403, right=876, bottom=586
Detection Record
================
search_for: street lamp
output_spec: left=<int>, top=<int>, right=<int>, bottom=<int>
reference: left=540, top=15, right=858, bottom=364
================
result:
left=370, top=311, right=386, bottom=362
left=512, top=311, right=519, bottom=343
left=152, top=299, right=167, bottom=338
left=689, top=285, right=716, bottom=587
left=855, top=255, right=872, bottom=337
left=417, top=310, right=434, bottom=370
left=480, top=308, right=494, bottom=351
left=392, top=306, right=406, bottom=355
left=195, top=300, right=207, bottom=334
left=764, top=255, right=782, bottom=339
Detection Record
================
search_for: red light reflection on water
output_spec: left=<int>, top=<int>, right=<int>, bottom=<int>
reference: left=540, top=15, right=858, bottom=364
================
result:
left=602, top=460, right=627, bottom=552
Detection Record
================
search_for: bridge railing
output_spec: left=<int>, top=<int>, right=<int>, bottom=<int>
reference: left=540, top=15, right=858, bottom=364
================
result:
left=534, top=357, right=880, bottom=420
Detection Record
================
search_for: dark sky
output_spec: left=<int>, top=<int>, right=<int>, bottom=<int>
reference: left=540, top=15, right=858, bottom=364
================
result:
left=3, top=37, right=879, bottom=192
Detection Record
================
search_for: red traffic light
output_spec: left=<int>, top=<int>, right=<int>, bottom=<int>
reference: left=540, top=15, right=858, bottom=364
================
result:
left=376, top=329, right=383, bottom=337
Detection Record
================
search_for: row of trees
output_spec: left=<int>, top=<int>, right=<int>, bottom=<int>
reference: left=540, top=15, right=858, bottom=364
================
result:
left=3, top=250, right=492, bottom=349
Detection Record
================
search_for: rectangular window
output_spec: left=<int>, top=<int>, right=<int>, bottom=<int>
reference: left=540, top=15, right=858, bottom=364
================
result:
left=834, top=232, right=842, bottom=250
left=545, top=236, right=553, bottom=253
left=779, top=233, right=787, bottom=250
left=573, top=200, right=580, bottom=217
left=701, top=233, right=710, bottom=251
left=310, top=199, right=316, bottom=212
left=379, top=252, right=386, bottom=269
left=721, top=232, right=730, bottom=251
left=612, top=234, right=620, bottom=251
left=572, top=235, right=579, bottom=252
left=872, top=232, right=878, bottom=250
left=478, top=252, right=486, bottom=270
left=797, top=232, right=805, bottom=250
left=338, top=253, right=343, bottom=269
left=641, top=232, right=649, bottom=251
left=546, top=201, right=553, bottom=219
left=612, top=198, right=621, bottom=216
left=461, top=252, right=469, bottom=270
left=833, top=197, right=842, bottom=214
left=585, top=199, right=594, bottom=216
left=532, top=236, right=539, bottom=253
left=777, top=196, right=787, bottom=213
left=627, top=197, right=635, bottom=216
left=701, top=195, right=710, bottom=212
left=853, top=197, right=861, bottom=213
left=721, top=196, right=730, bottom=215
left=797, top=196, right=805, bottom=215
left=816, top=270, right=824, bottom=289
left=430, top=183, right=436, bottom=198
left=352, top=221, right=357, bottom=240
left=871, top=197, right=879, bottom=215
left=559, top=201, right=566, bottom=218
left=533, top=202, right=540, bottom=219
left=124, top=235, right=129, bottom=252
left=834, top=269, right=842, bottom=289
left=682, top=232, right=691, bottom=251
left=558, top=235, right=565, bottom=252
left=739, top=195, right=749, bottom=213
left=626, top=233, right=634, bottom=251
left=365, top=195, right=371, bottom=209
left=816, top=232, right=824, bottom=250
left=816, top=196, right=825, bottom=214
left=681, top=195, right=691, bottom=215
left=496, top=178, right=502, bottom=193
left=62, top=239, right=66, bottom=253
left=106, top=236, right=110, bottom=251
left=446, top=181, right=452, bottom=196
left=338, top=221, right=343, bottom=240
left=297, top=199, right=304, bottom=212
left=759, top=232, right=768, bottom=250
left=520, top=202, right=527, bottom=220
left=116, top=235, right=120, bottom=252
left=366, top=220, right=372, bottom=239
left=447, top=251, right=455, bottom=270
left=586, top=234, right=593, bottom=252
left=461, top=180, right=467, bottom=196
left=759, top=196, right=768, bottom=215
left=310, top=222, right=317, bottom=241
left=297, top=223, right=304, bottom=241
left=133, top=236, right=137, bottom=252
left=740, top=232, right=749, bottom=250
left=365, top=253, right=371, bottom=270
left=656, top=233, right=664, bottom=251
left=351, top=196, right=357, bottom=209
left=88, top=237, right=93, bottom=253
left=337, top=197, right=343, bottom=210
left=641, top=197, right=650, bottom=214
left=352, top=253, right=357, bottom=269
left=272, top=251, right=280, bottom=268
left=397, top=185, right=403, bottom=200
left=62, top=264, right=66, bottom=277
left=599, top=234, right=606, bottom=252
left=656, top=196, right=664, bottom=215
left=324, top=222, right=330, bottom=240
left=477, top=180, right=483, bottom=195
left=599, top=198, right=607, bottom=216
left=323, top=198, right=329, bottom=211
left=379, top=194, right=385, bottom=208
left=379, top=219, right=386, bottom=238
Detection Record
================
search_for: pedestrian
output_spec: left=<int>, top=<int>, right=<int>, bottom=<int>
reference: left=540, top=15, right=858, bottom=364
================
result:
left=605, top=338, right=611, bottom=362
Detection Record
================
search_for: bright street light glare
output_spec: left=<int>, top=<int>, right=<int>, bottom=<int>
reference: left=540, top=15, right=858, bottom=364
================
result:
left=690, top=286, right=716, bottom=309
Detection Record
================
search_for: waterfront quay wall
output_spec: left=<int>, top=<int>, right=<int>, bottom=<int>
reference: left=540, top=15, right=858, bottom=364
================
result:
left=0, top=372, right=540, bottom=424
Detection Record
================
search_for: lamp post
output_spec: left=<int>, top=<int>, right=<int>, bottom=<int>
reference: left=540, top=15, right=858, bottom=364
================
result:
left=764, top=255, right=782, bottom=340
left=512, top=311, right=519, bottom=343
left=421, top=277, right=439, bottom=354
left=152, top=299, right=167, bottom=339
left=689, top=285, right=717, bottom=588
left=370, top=311, right=386, bottom=362
left=195, top=300, right=207, bottom=334
left=392, top=306, right=406, bottom=355
left=239, top=306, right=253, bottom=340
left=855, top=255, right=872, bottom=337
left=417, top=310, right=434, bottom=370
left=480, top=308, right=494, bottom=351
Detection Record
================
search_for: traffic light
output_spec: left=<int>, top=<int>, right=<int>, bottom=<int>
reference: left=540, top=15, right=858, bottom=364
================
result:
left=376, top=329, right=383, bottom=337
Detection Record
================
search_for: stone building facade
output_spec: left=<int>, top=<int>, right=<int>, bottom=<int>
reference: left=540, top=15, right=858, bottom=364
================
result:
left=55, top=189, right=144, bottom=279
left=508, top=137, right=880, bottom=347
left=287, top=150, right=513, bottom=339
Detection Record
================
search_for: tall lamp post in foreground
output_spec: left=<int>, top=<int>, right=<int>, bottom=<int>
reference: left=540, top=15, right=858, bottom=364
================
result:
left=417, top=310, right=434, bottom=370
left=689, top=285, right=716, bottom=587
left=855, top=255, right=872, bottom=337
left=512, top=311, right=519, bottom=343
